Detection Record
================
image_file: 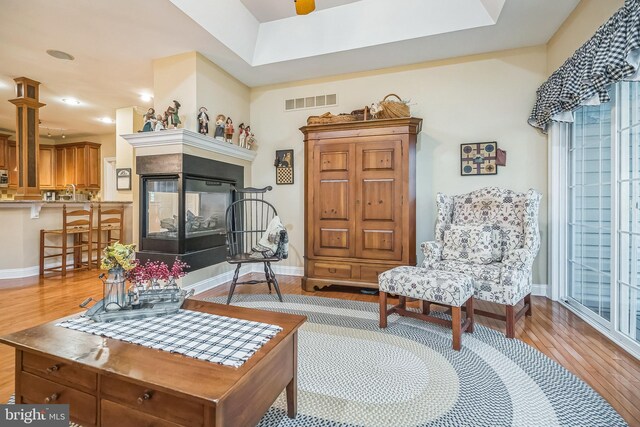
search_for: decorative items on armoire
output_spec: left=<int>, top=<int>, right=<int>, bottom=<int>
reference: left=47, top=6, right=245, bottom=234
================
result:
left=460, top=142, right=499, bottom=176
left=306, top=93, right=410, bottom=125
left=300, top=117, right=422, bottom=291
left=274, top=149, right=294, bottom=185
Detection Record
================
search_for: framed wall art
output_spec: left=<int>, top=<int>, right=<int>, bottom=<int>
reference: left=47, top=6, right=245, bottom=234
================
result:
left=275, top=149, right=294, bottom=185
left=460, top=142, right=498, bottom=176
left=116, top=168, right=132, bottom=190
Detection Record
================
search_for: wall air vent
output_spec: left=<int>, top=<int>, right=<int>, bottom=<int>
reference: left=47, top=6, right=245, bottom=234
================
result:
left=284, top=93, right=338, bottom=111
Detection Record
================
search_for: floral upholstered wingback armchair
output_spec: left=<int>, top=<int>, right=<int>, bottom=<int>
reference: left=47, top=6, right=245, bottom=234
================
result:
left=420, top=187, right=542, bottom=338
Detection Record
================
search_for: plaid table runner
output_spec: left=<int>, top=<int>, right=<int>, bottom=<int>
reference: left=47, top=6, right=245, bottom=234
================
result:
left=56, top=309, right=282, bottom=368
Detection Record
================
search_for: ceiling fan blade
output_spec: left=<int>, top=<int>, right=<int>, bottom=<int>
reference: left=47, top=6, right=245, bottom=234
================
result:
left=295, top=0, right=316, bottom=15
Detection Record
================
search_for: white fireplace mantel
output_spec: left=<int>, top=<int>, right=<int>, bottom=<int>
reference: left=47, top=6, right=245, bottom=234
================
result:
left=121, top=129, right=257, bottom=162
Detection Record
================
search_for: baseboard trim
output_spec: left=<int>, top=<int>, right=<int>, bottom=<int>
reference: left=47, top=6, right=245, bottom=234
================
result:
left=261, top=265, right=304, bottom=276
left=0, top=266, right=41, bottom=280
left=183, top=266, right=252, bottom=295
left=532, top=283, right=549, bottom=298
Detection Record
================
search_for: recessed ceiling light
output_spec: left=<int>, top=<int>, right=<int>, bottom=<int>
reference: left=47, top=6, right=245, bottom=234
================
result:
left=61, top=98, right=81, bottom=105
left=140, top=94, right=153, bottom=102
left=46, top=49, right=75, bottom=61
left=99, top=117, right=115, bottom=124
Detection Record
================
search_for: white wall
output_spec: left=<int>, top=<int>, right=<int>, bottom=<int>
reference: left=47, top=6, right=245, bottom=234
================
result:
left=249, top=46, right=549, bottom=283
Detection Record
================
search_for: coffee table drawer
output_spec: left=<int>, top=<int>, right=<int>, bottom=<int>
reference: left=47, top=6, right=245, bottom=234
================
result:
left=101, top=375, right=204, bottom=427
left=22, top=351, right=97, bottom=391
left=101, top=399, right=182, bottom=427
left=20, top=371, right=97, bottom=427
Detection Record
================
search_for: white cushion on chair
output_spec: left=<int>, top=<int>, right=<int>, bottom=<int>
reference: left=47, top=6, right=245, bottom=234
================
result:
left=442, top=224, right=493, bottom=264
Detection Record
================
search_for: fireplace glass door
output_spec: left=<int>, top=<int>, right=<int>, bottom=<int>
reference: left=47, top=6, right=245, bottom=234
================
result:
left=184, top=178, right=232, bottom=239
left=146, top=178, right=179, bottom=241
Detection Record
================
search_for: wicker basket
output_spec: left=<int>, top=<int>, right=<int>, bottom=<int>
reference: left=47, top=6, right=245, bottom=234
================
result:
left=377, top=94, right=410, bottom=119
left=307, top=112, right=357, bottom=125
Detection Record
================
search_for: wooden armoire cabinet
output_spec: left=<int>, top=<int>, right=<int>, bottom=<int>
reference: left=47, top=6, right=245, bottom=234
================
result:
left=300, top=117, right=422, bottom=291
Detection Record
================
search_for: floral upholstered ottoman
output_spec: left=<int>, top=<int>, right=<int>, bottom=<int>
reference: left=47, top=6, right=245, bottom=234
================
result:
left=378, top=267, right=475, bottom=350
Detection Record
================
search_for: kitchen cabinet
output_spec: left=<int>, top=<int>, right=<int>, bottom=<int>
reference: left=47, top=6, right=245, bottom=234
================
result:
left=53, top=142, right=101, bottom=190
left=0, top=134, right=9, bottom=169
left=38, top=145, right=56, bottom=189
left=8, top=141, right=17, bottom=189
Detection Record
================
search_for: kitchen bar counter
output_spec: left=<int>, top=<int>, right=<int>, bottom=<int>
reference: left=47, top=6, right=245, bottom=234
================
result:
left=0, top=200, right=132, bottom=205
left=0, top=201, right=133, bottom=278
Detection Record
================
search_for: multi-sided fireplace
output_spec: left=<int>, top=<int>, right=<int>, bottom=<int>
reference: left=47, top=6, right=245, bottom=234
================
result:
left=136, top=153, right=244, bottom=270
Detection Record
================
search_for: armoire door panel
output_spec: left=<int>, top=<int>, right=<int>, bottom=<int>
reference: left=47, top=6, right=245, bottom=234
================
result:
left=362, top=230, right=394, bottom=251
left=318, top=180, right=349, bottom=220
left=319, top=228, right=349, bottom=249
left=361, top=179, right=395, bottom=221
left=320, top=151, right=349, bottom=172
left=362, top=148, right=394, bottom=171
left=359, top=229, right=401, bottom=260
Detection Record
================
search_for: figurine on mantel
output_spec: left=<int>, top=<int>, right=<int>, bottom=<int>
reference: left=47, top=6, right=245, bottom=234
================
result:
left=197, top=107, right=209, bottom=135
left=142, top=108, right=155, bottom=132
left=155, top=113, right=165, bottom=131
left=238, top=123, right=246, bottom=147
left=165, top=100, right=181, bottom=129
left=224, top=117, right=234, bottom=143
left=245, top=126, right=257, bottom=150
left=214, top=114, right=225, bottom=140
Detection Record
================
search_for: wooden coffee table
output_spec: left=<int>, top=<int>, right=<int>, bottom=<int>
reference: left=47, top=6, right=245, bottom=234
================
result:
left=0, top=299, right=306, bottom=427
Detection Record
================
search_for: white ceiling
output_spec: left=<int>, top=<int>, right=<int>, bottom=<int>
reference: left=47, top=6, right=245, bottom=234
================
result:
left=240, top=0, right=362, bottom=23
left=0, top=0, right=580, bottom=139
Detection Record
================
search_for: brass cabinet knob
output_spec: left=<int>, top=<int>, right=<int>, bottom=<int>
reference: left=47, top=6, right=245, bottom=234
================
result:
left=46, top=364, right=60, bottom=373
left=137, top=391, right=152, bottom=405
left=44, top=393, right=58, bottom=403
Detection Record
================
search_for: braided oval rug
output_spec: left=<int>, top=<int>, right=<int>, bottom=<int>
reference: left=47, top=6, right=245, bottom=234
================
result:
left=9, top=294, right=626, bottom=427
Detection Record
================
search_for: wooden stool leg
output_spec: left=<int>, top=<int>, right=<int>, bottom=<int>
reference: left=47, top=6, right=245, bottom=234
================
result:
left=452, top=306, right=461, bottom=351
left=87, top=228, right=92, bottom=270
left=39, top=230, right=45, bottom=277
left=506, top=305, right=515, bottom=338
left=379, top=291, right=388, bottom=328
left=466, top=297, right=474, bottom=333
left=524, top=293, right=532, bottom=317
left=422, top=301, right=431, bottom=315
left=61, top=234, right=67, bottom=276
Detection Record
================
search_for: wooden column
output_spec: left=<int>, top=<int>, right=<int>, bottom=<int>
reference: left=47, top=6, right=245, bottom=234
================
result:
left=9, top=77, right=45, bottom=200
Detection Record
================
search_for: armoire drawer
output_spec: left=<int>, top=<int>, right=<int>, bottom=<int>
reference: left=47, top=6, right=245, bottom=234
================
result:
left=359, top=264, right=394, bottom=282
left=311, top=262, right=352, bottom=279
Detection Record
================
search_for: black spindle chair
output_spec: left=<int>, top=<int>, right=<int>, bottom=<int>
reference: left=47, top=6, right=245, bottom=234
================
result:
left=224, top=186, right=283, bottom=304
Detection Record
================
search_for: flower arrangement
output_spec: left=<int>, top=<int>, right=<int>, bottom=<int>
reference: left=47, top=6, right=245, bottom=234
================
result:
left=128, top=258, right=190, bottom=288
left=100, top=242, right=137, bottom=272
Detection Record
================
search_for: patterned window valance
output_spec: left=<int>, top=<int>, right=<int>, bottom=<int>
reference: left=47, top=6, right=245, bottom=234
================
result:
left=529, top=0, right=640, bottom=132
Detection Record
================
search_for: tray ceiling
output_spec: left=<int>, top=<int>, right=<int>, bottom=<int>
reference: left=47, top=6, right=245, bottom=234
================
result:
left=0, top=0, right=579, bottom=137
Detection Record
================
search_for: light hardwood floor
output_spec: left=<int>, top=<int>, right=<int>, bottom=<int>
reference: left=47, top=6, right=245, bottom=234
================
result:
left=1, top=270, right=639, bottom=426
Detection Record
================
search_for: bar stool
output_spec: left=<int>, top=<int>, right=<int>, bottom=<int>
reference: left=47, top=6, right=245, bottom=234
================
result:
left=93, top=204, right=125, bottom=261
left=39, top=204, right=94, bottom=277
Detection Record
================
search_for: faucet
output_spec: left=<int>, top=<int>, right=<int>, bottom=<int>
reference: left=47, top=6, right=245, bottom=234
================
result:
left=65, top=184, right=76, bottom=201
